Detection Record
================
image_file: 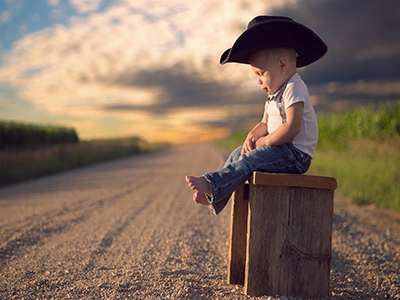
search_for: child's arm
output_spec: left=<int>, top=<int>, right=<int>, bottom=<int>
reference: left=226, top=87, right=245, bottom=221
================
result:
left=242, top=109, right=269, bottom=154
left=256, top=102, right=304, bottom=148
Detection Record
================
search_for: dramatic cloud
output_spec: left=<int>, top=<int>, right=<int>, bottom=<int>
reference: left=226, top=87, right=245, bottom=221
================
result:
left=264, top=0, right=400, bottom=112
left=278, top=0, right=399, bottom=80
left=0, top=0, right=398, bottom=141
left=0, top=0, right=292, bottom=139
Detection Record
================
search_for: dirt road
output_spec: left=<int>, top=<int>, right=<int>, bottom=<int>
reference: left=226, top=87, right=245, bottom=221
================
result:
left=1, top=144, right=399, bottom=299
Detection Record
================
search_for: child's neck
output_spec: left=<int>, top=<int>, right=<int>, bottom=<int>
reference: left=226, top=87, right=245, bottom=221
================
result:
left=277, top=69, right=297, bottom=92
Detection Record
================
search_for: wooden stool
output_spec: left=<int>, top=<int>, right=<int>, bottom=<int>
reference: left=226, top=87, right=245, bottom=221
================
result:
left=228, top=172, right=337, bottom=298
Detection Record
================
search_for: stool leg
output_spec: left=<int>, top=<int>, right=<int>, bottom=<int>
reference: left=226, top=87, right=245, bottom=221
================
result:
left=228, top=183, right=249, bottom=286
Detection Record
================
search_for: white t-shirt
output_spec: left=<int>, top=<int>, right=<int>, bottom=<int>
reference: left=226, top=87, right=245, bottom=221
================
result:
left=265, top=73, right=318, bottom=158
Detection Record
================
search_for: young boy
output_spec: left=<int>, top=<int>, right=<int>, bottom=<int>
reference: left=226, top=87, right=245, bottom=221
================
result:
left=186, top=16, right=327, bottom=215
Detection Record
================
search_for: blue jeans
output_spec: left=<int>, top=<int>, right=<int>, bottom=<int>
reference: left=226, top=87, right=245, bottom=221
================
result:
left=203, top=143, right=311, bottom=215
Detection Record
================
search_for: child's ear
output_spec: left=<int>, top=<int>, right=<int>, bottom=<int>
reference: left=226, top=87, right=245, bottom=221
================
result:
left=279, top=57, right=289, bottom=73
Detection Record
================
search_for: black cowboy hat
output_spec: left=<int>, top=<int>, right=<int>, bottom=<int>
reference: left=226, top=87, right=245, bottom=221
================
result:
left=220, top=16, right=328, bottom=68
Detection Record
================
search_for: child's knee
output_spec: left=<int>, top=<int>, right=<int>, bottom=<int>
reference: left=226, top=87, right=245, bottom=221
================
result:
left=233, top=146, right=243, bottom=159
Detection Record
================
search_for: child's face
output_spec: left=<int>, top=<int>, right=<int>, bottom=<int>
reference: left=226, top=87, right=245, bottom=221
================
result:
left=250, top=50, right=283, bottom=95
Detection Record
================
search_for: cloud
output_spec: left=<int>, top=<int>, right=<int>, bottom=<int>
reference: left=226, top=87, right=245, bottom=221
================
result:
left=0, top=10, right=11, bottom=24
left=47, top=0, right=68, bottom=21
left=0, top=0, right=25, bottom=24
left=69, top=0, right=103, bottom=13
left=0, top=0, right=398, bottom=141
left=272, top=0, right=400, bottom=83
left=0, top=1, right=273, bottom=141
left=0, top=0, right=289, bottom=114
left=48, top=0, right=61, bottom=5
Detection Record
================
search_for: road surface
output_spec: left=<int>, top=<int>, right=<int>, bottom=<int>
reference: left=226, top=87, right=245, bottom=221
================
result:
left=1, top=144, right=399, bottom=299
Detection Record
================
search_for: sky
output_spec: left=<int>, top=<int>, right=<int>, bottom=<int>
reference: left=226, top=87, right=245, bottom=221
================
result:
left=0, top=0, right=399, bottom=143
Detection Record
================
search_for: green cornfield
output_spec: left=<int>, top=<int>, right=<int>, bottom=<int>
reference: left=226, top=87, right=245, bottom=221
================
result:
left=0, top=121, right=79, bottom=148
left=317, top=100, right=400, bottom=149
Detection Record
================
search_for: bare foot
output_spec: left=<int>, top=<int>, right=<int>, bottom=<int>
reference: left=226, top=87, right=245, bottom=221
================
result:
left=185, top=176, right=211, bottom=195
left=193, top=191, right=213, bottom=209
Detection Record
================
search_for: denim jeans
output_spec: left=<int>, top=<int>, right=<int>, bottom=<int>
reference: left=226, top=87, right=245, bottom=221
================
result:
left=203, top=143, right=311, bottom=215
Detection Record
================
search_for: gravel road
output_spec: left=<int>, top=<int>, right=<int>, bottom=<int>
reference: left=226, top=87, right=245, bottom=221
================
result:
left=0, top=144, right=399, bottom=299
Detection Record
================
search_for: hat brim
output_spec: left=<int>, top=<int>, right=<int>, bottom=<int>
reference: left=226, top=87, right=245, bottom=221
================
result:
left=220, top=19, right=327, bottom=68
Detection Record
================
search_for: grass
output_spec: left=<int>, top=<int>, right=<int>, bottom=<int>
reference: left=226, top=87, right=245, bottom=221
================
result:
left=32, top=261, right=49, bottom=295
left=216, top=100, right=400, bottom=212
left=309, top=139, right=400, bottom=211
left=0, top=137, right=169, bottom=187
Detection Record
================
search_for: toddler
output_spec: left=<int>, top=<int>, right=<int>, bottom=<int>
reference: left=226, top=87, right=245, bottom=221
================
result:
left=186, top=16, right=327, bottom=215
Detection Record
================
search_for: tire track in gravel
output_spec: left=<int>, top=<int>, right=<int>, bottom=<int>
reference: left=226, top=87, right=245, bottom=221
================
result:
left=0, top=151, right=167, bottom=264
left=0, top=170, right=152, bottom=245
left=86, top=189, right=159, bottom=268
left=0, top=188, right=137, bottom=265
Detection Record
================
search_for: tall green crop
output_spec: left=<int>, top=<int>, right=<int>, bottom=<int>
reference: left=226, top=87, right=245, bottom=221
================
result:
left=317, top=100, right=400, bottom=149
left=0, top=121, right=79, bottom=148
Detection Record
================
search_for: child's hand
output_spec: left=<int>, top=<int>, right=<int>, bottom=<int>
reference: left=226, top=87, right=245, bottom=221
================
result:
left=242, top=135, right=257, bottom=154
left=255, top=136, right=268, bottom=149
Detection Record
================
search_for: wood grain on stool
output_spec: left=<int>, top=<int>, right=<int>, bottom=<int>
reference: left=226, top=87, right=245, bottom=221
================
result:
left=228, top=172, right=337, bottom=298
